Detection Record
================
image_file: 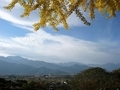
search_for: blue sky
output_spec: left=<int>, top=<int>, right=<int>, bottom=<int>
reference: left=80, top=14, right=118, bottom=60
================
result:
left=0, top=0, right=120, bottom=64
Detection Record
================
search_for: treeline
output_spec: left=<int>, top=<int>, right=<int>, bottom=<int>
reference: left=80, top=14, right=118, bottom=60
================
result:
left=70, top=67, right=120, bottom=90
left=0, top=67, right=120, bottom=90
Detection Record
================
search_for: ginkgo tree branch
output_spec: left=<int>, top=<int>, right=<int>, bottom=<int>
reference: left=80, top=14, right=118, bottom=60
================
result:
left=3, top=0, right=120, bottom=31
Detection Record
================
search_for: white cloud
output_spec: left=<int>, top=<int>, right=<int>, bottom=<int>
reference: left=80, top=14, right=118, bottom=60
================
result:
left=0, top=29, right=120, bottom=64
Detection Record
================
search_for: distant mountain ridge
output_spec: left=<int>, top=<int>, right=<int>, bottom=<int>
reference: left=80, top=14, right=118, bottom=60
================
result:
left=32, top=67, right=69, bottom=75
left=0, top=56, right=89, bottom=75
left=0, top=60, right=35, bottom=74
left=0, top=56, right=120, bottom=75
left=88, top=63, right=120, bottom=71
left=57, top=62, right=84, bottom=67
left=0, top=56, right=62, bottom=69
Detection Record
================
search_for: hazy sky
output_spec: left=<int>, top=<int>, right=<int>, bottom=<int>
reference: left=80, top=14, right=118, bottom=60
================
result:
left=0, top=0, right=120, bottom=64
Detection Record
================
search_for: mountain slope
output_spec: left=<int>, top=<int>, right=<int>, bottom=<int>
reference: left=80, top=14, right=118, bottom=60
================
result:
left=0, top=56, right=120, bottom=74
left=100, top=63, right=120, bottom=71
left=0, top=56, right=90, bottom=74
left=0, top=56, right=62, bottom=69
left=0, top=60, right=69, bottom=75
left=0, top=60, right=36, bottom=74
left=58, top=64, right=89, bottom=74
left=32, top=67, right=69, bottom=75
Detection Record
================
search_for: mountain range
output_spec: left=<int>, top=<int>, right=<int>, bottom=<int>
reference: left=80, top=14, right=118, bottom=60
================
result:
left=0, top=56, right=120, bottom=75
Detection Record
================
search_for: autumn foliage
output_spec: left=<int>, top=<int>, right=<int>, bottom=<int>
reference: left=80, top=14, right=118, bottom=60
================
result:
left=4, top=0, right=120, bottom=31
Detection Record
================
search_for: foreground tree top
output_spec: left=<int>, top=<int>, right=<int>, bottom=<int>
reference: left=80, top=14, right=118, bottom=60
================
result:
left=4, top=0, right=120, bottom=31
